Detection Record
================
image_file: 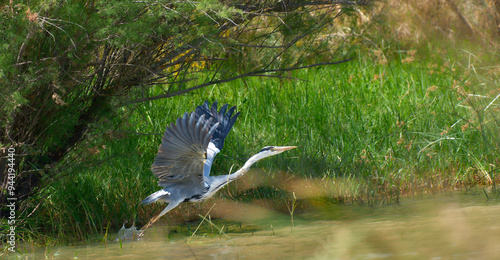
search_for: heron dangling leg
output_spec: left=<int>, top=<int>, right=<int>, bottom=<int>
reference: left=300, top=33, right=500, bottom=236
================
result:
left=139, top=199, right=182, bottom=236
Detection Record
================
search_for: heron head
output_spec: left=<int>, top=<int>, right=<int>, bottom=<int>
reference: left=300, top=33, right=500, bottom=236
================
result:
left=255, top=146, right=297, bottom=160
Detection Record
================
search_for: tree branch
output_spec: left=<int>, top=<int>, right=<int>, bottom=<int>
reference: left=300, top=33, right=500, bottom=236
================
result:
left=122, top=58, right=352, bottom=106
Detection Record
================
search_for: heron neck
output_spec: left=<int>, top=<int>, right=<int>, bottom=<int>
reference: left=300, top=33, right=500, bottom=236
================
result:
left=228, top=154, right=262, bottom=181
left=209, top=153, right=265, bottom=193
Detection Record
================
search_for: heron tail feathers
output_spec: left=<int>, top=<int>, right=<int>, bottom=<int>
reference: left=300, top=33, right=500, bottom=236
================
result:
left=141, top=189, right=170, bottom=205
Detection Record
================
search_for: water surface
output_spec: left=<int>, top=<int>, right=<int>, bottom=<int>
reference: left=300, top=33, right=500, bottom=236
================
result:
left=12, top=190, right=500, bottom=259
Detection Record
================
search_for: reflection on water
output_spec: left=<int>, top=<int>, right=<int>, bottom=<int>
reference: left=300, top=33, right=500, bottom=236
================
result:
left=11, top=191, right=500, bottom=259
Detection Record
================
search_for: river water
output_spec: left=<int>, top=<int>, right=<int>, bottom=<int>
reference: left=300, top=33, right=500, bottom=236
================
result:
left=10, top=190, right=500, bottom=259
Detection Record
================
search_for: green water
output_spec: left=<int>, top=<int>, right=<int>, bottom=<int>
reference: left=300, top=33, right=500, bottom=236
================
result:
left=9, top=190, right=500, bottom=259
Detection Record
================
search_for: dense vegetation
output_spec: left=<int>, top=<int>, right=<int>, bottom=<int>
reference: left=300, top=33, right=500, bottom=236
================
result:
left=0, top=0, right=360, bottom=202
left=1, top=0, right=366, bottom=245
left=1, top=0, right=500, bottom=247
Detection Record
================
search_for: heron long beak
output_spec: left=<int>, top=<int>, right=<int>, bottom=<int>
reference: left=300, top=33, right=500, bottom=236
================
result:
left=275, top=146, right=297, bottom=152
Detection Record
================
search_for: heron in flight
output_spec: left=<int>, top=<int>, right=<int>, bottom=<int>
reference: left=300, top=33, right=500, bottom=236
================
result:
left=140, top=101, right=296, bottom=231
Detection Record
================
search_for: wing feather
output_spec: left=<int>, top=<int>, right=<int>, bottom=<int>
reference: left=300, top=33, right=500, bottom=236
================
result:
left=188, top=112, right=196, bottom=142
left=194, top=101, right=241, bottom=178
left=151, top=112, right=218, bottom=188
left=195, top=101, right=240, bottom=150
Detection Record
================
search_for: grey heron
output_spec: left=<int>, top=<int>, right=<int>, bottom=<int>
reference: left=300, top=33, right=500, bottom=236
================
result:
left=140, top=101, right=296, bottom=231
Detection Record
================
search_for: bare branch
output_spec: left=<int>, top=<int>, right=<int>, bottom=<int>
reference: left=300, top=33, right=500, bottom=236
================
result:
left=122, top=58, right=353, bottom=106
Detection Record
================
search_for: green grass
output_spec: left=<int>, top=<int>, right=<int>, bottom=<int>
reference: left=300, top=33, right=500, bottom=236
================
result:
left=13, top=51, right=500, bottom=245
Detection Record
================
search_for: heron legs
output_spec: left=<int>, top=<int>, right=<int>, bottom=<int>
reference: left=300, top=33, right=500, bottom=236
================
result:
left=138, top=199, right=182, bottom=237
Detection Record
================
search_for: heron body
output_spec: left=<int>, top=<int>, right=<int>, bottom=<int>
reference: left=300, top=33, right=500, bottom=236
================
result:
left=140, top=101, right=296, bottom=231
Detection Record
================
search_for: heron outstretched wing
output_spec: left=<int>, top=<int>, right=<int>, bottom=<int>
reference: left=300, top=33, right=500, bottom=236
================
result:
left=195, top=101, right=240, bottom=177
left=151, top=112, right=219, bottom=188
left=195, top=101, right=240, bottom=150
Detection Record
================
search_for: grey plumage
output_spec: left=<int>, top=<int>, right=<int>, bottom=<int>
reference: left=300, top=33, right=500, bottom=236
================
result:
left=151, top=112, right=217, bottom=188
left=140, top=101, right=296, bottom=233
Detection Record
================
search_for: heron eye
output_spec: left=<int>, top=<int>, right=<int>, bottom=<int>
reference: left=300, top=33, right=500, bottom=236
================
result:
left=260, top=146, right=273, bottom=153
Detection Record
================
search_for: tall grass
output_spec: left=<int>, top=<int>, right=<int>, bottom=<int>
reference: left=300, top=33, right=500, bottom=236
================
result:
left=17, top=50, right=499, bottom=245
left=209, top=55, right=497, bottom=196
